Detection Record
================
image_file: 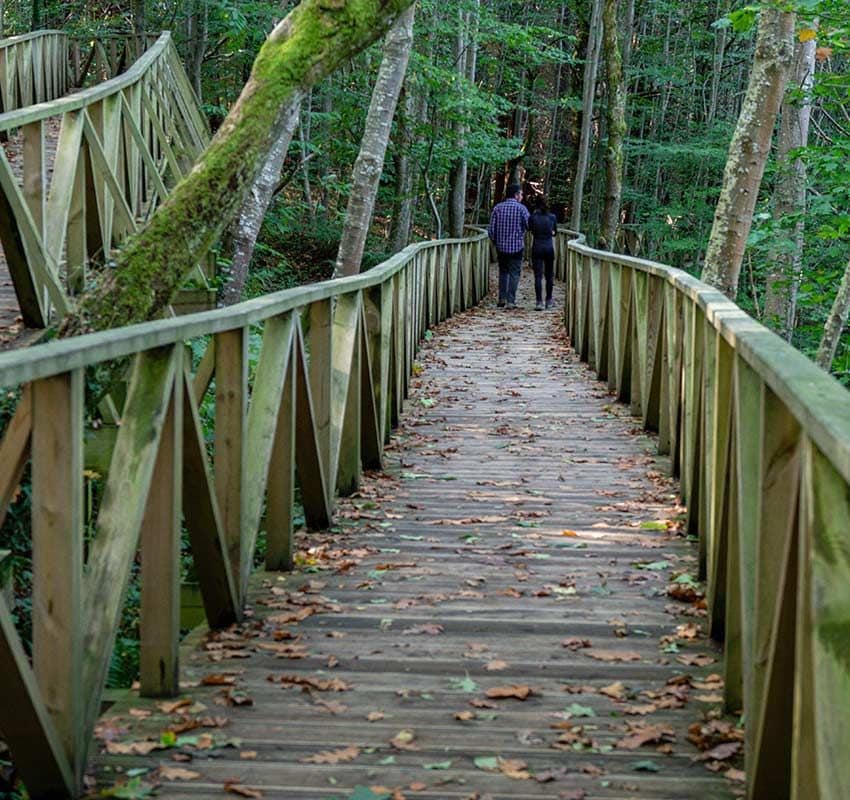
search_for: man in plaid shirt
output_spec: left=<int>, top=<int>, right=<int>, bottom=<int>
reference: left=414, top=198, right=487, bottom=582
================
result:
left=488, top=184, right=530, bottom=308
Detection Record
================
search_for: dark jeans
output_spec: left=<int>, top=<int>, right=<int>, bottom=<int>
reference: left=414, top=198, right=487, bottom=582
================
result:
left=532, top=246, right=554, bottom=303
left=497, top=250, right=523, bottom=304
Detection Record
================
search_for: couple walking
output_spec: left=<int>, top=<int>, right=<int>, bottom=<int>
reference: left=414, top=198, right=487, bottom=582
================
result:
left=487, top=183, right=557, bottom=310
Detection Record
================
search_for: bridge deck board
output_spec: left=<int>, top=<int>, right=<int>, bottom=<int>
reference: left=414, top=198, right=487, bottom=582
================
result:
left=91, top=273, right=736, bottom=799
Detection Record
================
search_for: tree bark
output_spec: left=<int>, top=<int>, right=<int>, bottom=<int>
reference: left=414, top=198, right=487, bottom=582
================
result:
left=187, top=0, right=208, bottom=101
left=63, top=0, right=417, bottom=336
left=600, top=0, right=626, bottom=249
left=571, top=0, right=603, bottom=231
left=387, top=85, right=416, bottom=254
left=763, top=34, right=816, bottom=339
left=700, top=7, right=795, bottom=298
left=132, top=0, right=146, bottom=37
left=335, top=5, right=415, bottom=276
left=220, top=93, right=302, bottom=306
left=816, top=255, right=850, bottom=371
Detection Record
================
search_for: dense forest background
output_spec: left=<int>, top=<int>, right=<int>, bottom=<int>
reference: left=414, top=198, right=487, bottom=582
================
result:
left=2, top=0, right=847, bottom=379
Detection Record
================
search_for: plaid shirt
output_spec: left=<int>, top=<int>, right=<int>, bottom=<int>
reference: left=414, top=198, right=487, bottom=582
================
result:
left=488, top=198, right=530, bottom=254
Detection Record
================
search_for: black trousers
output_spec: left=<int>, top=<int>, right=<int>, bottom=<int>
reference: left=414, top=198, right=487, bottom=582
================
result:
left=532, top=246, right=554, bottom=303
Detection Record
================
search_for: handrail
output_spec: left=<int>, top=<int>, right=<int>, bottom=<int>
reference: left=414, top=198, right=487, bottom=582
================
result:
left=0, top=230, right=490, bottom=797
left=0, top=30, right=209, bottom=328
left=0, top=30, right=68, bottom=112
left=0, top=29, right=64, bottom=47
left=0, top=32, right=173, bottom=131
left=557, top=226, right=850, bottom=800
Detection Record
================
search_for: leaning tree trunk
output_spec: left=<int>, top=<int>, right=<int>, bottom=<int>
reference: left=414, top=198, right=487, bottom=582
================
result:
left=63, top=0, right=417, bottom=336
left=220, top=93, right=302, bottom=305
left=700, top=7, right=795, bottom=298
left=763, top=33, right=816, bottom=340
left=571, top=0, right=603, bottom=231
left=816, top=255, right=850, bottom=371
left=334, top=4, right=415, bottom=276
left=599, top=0, right=626, bottom=249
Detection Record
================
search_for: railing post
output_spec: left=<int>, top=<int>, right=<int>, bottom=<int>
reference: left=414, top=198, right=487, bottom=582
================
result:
left=308, top=298, right=333, bottom=505
left=140, top=346, right=183, bottom=697
left=31, top=370, right=85, bottom=784
left=215, top=328, right=248, bottom=602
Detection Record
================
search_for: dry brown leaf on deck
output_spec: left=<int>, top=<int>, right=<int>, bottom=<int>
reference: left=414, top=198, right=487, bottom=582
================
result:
left=693, top=742, right=742, bottom=761
left=585, top=649, right=642, bottom=663
left=390, top=729, right=418, bottom=750
left=485, top=659, right=508, bottom=671
left=454, top=710, right=476, bottom=721
left=240, top=751, right=258, bottom=760
left=427, top=515, right=508, bottom=525
left=498, top=757, right=531, bottom=779
left=623, top=703, right=657, bottom=715
left=255, top=642, right=309, bottom=658
left=224, top=782, right=264, bottom=798
left=312, top=697, right=348, bottom=714
left=469, top=698, right=497, bottom=708
left=616, top=723, right=675, bottom=750
left=272, top=674, right=351, bottom=692
left=367, top=711, right=385, bottom=722
left=200, top=674, right=238, bottom=686
left=158, top=766, right=201, bottom=781
left=485, top=685, right=533, bottom=700
left=128, top=708, right=152, bottom=719
left=300, top=745, right=360, bottom=764
left=104, top=739, right=162, bottom=755
left=157, top=698, right=192, bottom=714
left=726, top=768, right=746, bottom=782
left=562, top=637, right=591, bottom=651
left=598, top=681, right=628, bottom=700
left=676, top=653, right=716, bottom=667
left=408, top=782, right=427, bottom=791
left=402, top=623, right=444, bottom=636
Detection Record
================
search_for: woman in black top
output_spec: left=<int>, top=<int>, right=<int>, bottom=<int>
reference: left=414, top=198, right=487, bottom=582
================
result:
left=529, top=199, right=557, bottom=310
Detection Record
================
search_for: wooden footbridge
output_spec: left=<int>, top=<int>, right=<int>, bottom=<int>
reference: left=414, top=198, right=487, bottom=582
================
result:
left=0, top=29, right=849, bottom=800
left=0, top=29, right=211, bottom=346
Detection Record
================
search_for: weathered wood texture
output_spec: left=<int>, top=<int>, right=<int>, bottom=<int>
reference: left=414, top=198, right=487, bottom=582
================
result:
left=559, top=229, right=850, bottom=800
left=0, top=232, right=489, bottom=797
left=0, top=31, right=210, bottom=332
left=88, top=272, right=733, bottom=799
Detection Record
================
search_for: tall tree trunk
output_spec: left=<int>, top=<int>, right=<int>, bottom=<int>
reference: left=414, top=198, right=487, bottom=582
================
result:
left=335, top=5, right=415, bottom=276
left=63, top=0, right=417, bottom=336
left=816, top=255, right=850, bottom=371
left=31, top=0, right=40, bottom=30
left=220, top=94, right=302, bottom=306
left=387, top=85, right=416, bottom=254
left=132, top=0, right=145, bottom=37
left=187, top=0, right=208, bottom=101
left=447, top=0, right=479, bottom=239
left=700, top=8, right=795, bottom=298
left=600, top=0, right=626, bottom=249
left=571, top=0, right=603, bottom=231
left=763, top=33, right=816, bottom=339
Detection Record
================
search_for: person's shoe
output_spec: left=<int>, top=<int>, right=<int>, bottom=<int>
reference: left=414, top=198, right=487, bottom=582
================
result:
left=506, top=302, right=517, bottom=310
left=545, top=299, right=554, bottom=309
left=497, top=299, right=506, bottom=308
left=535, top=302, right=544, bottom=311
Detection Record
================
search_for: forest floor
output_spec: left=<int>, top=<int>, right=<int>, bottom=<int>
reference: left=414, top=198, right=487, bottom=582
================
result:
left=90, top=267, right=740, bottom=799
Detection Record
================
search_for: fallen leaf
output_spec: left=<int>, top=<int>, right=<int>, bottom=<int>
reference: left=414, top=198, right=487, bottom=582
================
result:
left=157, top=699, right=192, bottom=714
left=617, top=723, right=676, bottom=750
left=676, top=653, right=716, bottom=667
left=272, top=674, right=350, bottom=692
left=104, top=740, right=162, bottom=755
left=367, top=711, right=385, bottom=722
left=300, top=745, right=360, bottom=764
left=200, top=674, right=238, bottom=686
left=599, top=681, right=628, bottom=700
left=726, top=768, right=746, bottom=782
left=694, top=742, right=741, bottom=762
left=158, top=766, right=200, bottom=781
left=402, top=623, right=444, bottom=636
left=485, top=659, right=508, bottom=671
left=240, top=751, right=257, bottom=760
left=454, top=710, right=476, bottom=721
left=390, top=729, right=417, bottom=750
left=485, top=685, right=533, bottom=700
left=586, top=649, right=642, bottom=662
left=498, top=757, right=530, bottom=779
left=224, top=783, right=264, bottom=798
left=562, top=637, right=592, bottom=650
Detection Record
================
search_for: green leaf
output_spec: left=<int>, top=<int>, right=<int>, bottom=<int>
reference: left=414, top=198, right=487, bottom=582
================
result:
left=635, top=560, right=670, bottom=570
left=474, top=755, right=500, bottom=771
left=378, top=756, right=396, bottom=765
left=159, top=730, right=177, bottom=747
left=423, top=760, right=453, bottom=769
left=349, top=787, right=392, bottom=800
left=449, top=673, right=479, bottom=693
left=565, top=703, right=595, bottom=718
left=632, top=759, right=662, bottom=772
left=639, top=520, right=667, bottom=530
left=100, top=777, right=154, bottom=799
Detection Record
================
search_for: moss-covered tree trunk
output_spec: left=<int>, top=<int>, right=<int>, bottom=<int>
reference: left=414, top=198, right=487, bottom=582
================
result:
left=334, top=4, right=415, bottom=276
left=700, top=7, right=795, bottom=298
left=63, top=0, right=416, bottom=336
left=599, top=0, right=626, bottom=249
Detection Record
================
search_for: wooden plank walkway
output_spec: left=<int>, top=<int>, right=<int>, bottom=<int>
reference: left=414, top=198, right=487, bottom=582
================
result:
left=91, top=271, right=739, bottom=799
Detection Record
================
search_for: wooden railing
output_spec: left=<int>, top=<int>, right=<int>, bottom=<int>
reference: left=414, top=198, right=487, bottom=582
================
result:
left=0, top=231, right=489, bottom=797
left=557, top=229, right=850, bottom=800
left=0, top=31, right=208, bottom=328
left=0, top=31, right=69, bottom=112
